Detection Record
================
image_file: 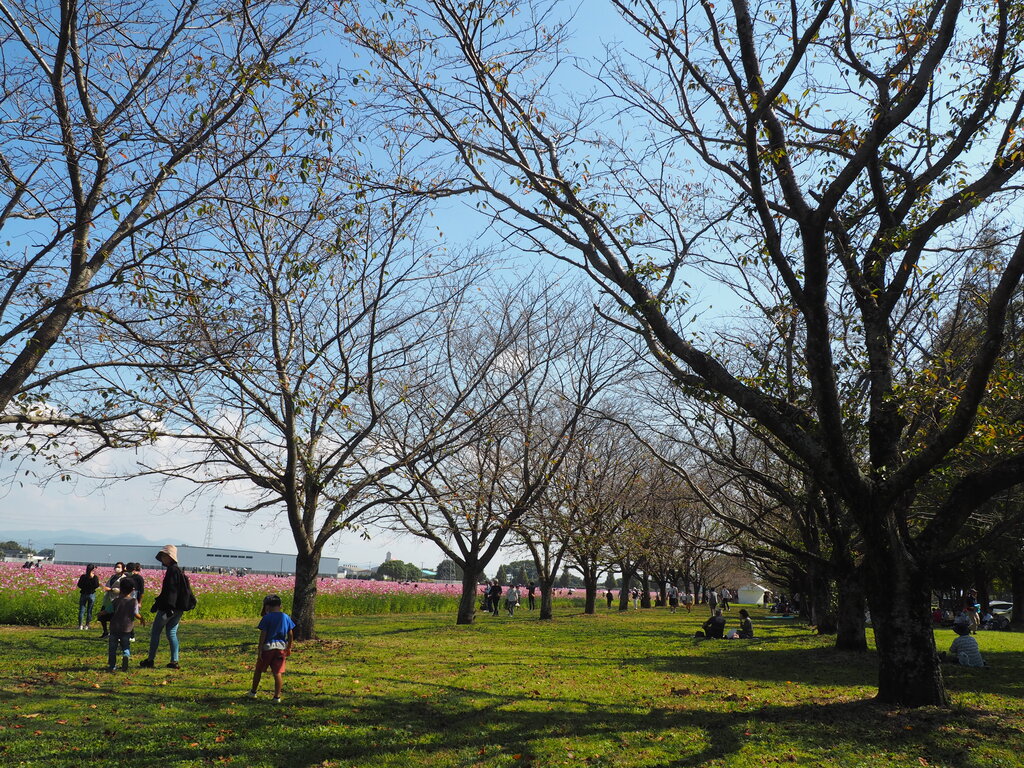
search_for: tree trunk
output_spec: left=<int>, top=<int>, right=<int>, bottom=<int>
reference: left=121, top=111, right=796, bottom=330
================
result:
left=657, top=579, right=667, bottom=607
left=538, top=578, right=555, bottom=620
left=640, top=573, right=652, bottom=608
left=457, top=569, right=480, bottom=625
left=618, top=570, right=633, bottom=612
left=291, top=548, right=322, bottom=641
left=583, top=568, right=598, bottom=615
left=807, top=564, right=831, bottom=628
left=1010, top=561, right=1024, bottom=630
left=835, top=567, right=868, bottom=652
left=863, top=543, right=948, bottom=707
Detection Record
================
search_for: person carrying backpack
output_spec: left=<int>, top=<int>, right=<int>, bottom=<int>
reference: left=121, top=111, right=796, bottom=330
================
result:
left=139, top=545, right=195, bottom=670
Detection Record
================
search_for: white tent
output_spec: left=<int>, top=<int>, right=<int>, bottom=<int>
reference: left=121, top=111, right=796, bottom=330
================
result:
left=737, top=584, right=767, bottom=605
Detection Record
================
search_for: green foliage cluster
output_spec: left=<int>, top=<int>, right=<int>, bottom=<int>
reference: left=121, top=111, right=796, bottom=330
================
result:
left=374, top=559, right=423, bottom=582
left=0, top=540, right=34, bottom=554
left=435, top=559, right=464, bottom=581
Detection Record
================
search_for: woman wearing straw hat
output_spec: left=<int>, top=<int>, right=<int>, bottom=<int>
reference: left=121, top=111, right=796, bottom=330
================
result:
left=139, top=545, right=187, bottom=670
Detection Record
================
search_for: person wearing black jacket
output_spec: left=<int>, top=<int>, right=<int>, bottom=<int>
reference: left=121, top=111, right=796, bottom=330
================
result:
left=139, top=545, right=187, bottom=670
left=488, top=580, right=502, bottom=617
left=125, top=563, right=145, bottom=609
left=76, top=564, right=100, bottom=630
left=702, top=609, right=727, bottom=639
left=125, top=563, right=145, bottom=642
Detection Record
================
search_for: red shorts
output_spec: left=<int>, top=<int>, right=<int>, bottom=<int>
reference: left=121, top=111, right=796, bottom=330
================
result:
left=255, top=649, right=287, bottom=674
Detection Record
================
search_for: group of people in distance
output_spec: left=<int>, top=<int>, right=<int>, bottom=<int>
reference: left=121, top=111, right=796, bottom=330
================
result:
left=74, top=544, right=298, bottom=700
left=75, top=545, right=190, bottom=671
left=481, top=580, right=528, bottom=616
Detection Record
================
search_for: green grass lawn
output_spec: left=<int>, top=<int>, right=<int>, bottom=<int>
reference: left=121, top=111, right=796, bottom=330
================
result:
left=2, top=605, right=1022, bottom=767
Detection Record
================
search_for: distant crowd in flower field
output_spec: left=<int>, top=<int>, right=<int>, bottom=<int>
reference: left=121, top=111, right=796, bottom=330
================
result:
left=0, top=560, right=589, bottom=628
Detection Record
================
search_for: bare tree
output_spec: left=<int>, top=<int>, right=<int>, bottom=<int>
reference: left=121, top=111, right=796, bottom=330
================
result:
left=512, top=490, right=572, bottom=620
left=344, top=0, right=1024, bottom=706
left=559, top=420, right=650, bottom=614
left=394, top=296, right=626, bottom=624
left=99, top=171, right=528, bottom=639
left=0, top=0, right=324, bottom=430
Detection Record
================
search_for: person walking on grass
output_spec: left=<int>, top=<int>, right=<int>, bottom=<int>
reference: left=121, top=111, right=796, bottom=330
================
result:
left=489, top=580, right=502, bottom=617
left=527, top=581, right=536, bottom=611
left=247, top=594, right=295, bottom=702
left=667, top=583, right=679, bottom=613
left=139, top=545, right=187, bottom=670
left=682, top=590, right=694, bottom=613
left=76, top=564, right=100, bottom=630
left=107, top=577, right=141, bottom=672
left=708, top=589, right=719, bottom=614
left=506, top=584, right=521, bottom=617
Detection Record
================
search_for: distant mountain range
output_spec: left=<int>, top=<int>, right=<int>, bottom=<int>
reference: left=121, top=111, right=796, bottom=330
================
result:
left=1, top=529, right=175, bottom=551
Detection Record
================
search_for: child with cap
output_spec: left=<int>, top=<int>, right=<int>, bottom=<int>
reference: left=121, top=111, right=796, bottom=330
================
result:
left=107, top=577, right=141, bottom=671
left=246, top=594, right=296, bottom=703
left=944, top=622, right=985, bottom=667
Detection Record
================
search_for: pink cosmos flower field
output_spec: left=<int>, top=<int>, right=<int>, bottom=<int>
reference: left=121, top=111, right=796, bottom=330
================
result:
left=0, top=561, right=465, bottom=625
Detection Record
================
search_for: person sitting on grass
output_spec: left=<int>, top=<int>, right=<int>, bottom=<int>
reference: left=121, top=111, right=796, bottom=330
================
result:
left=942, top=623, right=985, bottom=668
left=736, top=608, right=754, bottom=639
left=247, top=594, right=296, bottom=703
left=702, top=608, right=726, bottom=639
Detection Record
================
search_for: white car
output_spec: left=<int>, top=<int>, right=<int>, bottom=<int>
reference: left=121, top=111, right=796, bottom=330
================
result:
left=989, top=600, right=1013, bottom=616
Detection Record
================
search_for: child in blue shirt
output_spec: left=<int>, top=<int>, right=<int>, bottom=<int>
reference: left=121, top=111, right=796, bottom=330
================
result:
left=246, top=594, right=295, bottom=702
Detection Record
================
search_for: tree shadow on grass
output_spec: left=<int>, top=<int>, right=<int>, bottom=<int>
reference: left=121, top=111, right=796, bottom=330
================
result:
left=622, top=644, right=879, bottom=688
left=5, top=658, right=1023, bottom=767
left=44, top=679, right=1013, bottom=768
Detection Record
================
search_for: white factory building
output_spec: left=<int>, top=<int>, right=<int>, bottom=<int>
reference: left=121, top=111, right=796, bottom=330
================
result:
left=54, top=543, right=339, bottom=578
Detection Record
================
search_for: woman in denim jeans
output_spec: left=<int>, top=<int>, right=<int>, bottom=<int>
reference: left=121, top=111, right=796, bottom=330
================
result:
left=139, top=545, right=187, bottom=670
left=76, top=564, right=100, bottom=630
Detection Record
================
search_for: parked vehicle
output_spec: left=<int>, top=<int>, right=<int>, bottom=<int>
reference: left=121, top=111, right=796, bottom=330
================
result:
left=989, top=600, right=1013, bottom=616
